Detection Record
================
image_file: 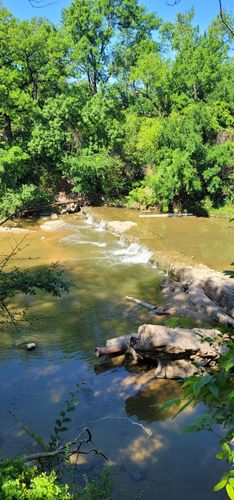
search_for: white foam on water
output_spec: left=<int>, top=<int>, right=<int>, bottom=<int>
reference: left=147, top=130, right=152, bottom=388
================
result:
left=85, top=213, right=95, bottom=225
left=60, top=234, right=106, bottom=247
left=96, top=220, right=107, bottom=232
left=74, top=241, right=107, bottom=247
left=112, top=242, right=153, bottom=264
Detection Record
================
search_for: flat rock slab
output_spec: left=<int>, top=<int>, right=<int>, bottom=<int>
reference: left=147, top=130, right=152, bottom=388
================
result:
left=107, top=220, right=137, bottom=234
left=172, top=264, right=234, bottom=317
left=40, top=220, right=77, bottom=232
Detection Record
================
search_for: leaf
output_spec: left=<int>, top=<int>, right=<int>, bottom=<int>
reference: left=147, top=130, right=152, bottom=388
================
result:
left=226, top=483, right=234, bottom=499
left=221, top=442, right=231, bottom=455
left=59, top=427, right=68, bottom=432
left=213, top=478, right=227, bottom=491
left=173, top=398, right=193, bottom=418
left=62, top=417, right=71, bottom=423
left=192, top=374, right=215, bottom=397
left=209, top=384, right=219, bottom=397
left=158, top=398, right=181, bottom=412
left=222, top=358, right=234, bottom=371
left=67, top=406, right=75, bottom=412
left=60, top=411, right=66, bottom=417
left=55, top=419, right=62, bottom=427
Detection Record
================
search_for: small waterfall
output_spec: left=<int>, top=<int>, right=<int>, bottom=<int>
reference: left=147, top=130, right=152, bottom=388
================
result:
left=96, top=220, right=107, bottom=232
left=112, top=242, right=153, bottom=264
left=85, top=213, right=95, bottom=225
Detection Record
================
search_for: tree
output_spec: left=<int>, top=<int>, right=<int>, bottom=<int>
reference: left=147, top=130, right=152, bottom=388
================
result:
left=62, top=0, right=160, bottom=94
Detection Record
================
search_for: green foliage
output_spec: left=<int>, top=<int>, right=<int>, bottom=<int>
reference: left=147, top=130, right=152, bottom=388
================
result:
left=78, top=468, right=112, bottom=500
left=0, top=390, right=112, bottom=499
left=0, top=2, right=233, bottom=212
left=0, top=460, right=71, bottom=499
left=68, top=150, right=125, bottom=198
left=163, top=334, right=234, bottom=498
left=0, top=184, right=52, bottom=218
left=0, top=264, right=70, bottom=303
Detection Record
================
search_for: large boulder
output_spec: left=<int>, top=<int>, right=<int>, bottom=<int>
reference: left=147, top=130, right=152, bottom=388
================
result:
left=131, top=324, right=223, bottom=359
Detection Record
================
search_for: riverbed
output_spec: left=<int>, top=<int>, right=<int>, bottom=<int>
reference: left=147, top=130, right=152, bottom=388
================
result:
left=0, top=212, right=228, bottom=499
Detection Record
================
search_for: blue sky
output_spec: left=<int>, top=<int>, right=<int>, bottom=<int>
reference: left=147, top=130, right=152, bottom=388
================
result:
left=2, top=0, right=234, bottom=32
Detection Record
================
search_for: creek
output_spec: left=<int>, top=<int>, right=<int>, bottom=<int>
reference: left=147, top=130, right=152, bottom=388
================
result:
left=0, top=211, right=230, bottom=499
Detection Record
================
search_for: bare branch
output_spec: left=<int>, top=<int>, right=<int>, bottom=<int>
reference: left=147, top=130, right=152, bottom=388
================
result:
left=166, top=0, right=234, bottom=37
left=0, top=235, right=29, bottom=271
left=0, top=299, right=22, bottom=332
left=0, top=425, right=108, bottom=464
left=218, top=0, right=234, bottom=36
left=28, top=0, right=57, bottom=8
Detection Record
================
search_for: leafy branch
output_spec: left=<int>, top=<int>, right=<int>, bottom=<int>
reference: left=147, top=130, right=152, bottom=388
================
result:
left=161, top=334, right=234, bottom=498
left=5, top=388, right=108, bottom=468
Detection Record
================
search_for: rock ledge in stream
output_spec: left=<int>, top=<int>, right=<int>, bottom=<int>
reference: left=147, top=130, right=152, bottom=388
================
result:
left=160, top=277, right=234, bottom=328
left=106, top=220, right=137, bottom=234
left=170, top=264, right=234, bottom=318
left=40, top=220, right=77, bottom=232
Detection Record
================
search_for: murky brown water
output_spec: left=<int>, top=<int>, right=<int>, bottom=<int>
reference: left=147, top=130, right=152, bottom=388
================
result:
left=0, top=213, right=227, bottom=499
left=92, top=207, right=234, bottom=272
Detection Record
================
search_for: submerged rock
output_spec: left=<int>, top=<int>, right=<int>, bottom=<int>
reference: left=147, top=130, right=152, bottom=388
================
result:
left=26, top=343, right=36, bottom=351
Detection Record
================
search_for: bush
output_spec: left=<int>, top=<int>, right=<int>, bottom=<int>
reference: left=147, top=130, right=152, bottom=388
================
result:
left=67, top=151, right=125, bottom=198
left=0, top=460, right=71, bottom=499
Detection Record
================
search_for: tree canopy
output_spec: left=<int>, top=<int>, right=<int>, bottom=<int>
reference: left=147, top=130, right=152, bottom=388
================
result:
left=0, top=0, right=233, bottom=216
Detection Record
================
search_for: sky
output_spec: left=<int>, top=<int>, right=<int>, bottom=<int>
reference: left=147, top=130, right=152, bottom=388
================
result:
left=2, top=0, right=234, bottom=32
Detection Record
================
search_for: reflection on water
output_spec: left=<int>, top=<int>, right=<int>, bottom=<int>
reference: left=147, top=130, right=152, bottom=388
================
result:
left=0, top=214, right=226, bottom=499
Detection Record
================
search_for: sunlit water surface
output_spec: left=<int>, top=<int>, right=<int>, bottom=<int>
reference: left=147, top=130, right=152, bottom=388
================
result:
left=0, top=213, right=226, bottom=499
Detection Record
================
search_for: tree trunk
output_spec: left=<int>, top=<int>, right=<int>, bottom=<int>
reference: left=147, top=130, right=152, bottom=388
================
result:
left=3, top=114, right=12, bottom=143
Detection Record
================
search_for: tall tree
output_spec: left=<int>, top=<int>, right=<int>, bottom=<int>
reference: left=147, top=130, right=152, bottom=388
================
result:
left=62, top=0, right=160, bottom=94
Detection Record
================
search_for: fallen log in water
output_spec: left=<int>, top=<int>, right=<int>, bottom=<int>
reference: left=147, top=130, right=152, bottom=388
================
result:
left=125, top=296, right=170, bottom=314
left=95, top=325, right=224, bottom=378
left=95, top=344, right=129, bottom=357
left=95, top=333, right=137, bottom=357
left=139, top=213, right=193, bottom=218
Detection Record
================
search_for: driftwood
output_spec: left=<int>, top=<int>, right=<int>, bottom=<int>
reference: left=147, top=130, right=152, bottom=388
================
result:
left=139, top=213, right=193, bottom=218
left=95, top=325, right=224, bottom=379
left=125, top=296, right=170, bottom=314
left=95, top=334, right=136, bottom=357
left=0, top=427, right=108, bottom=465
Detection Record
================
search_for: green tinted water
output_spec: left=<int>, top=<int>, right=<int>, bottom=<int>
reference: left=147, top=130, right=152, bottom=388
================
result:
left=0, top=213, right=226, bottom=499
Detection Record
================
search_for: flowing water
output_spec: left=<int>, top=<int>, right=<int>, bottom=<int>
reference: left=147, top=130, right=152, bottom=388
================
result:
left=0, top=212, right=228, bottom=499
left=91, top=207, right=234, bottom=272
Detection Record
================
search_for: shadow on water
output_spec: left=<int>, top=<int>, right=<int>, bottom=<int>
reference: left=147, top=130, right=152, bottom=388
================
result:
left=0, top=216, right=228, bottom=499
